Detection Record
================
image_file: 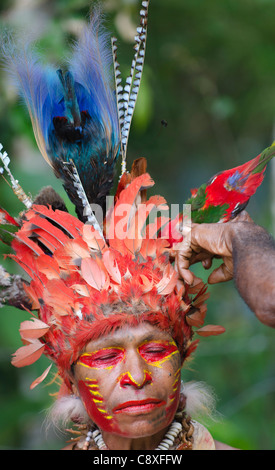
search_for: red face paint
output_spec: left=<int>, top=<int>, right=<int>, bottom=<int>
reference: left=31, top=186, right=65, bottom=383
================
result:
left=166, top=368, right=181, bottom=422
left=78, top=347, right=125, bottom=369
left=112, top=398, right=166, bottom=415
left=74, top=325, right=182, bottom=440
left=78, top=378, right=119, bottom=433
left=138, top=340, right=179, bottom=366
left=118, top=370, right=152, bottom=388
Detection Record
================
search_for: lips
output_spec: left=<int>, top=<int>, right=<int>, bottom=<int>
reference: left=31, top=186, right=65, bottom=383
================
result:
left=113, top=398, right=166, bottom=415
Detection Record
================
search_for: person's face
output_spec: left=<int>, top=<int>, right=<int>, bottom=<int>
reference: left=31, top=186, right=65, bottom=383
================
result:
left=72, top=322, right=182, bottom=440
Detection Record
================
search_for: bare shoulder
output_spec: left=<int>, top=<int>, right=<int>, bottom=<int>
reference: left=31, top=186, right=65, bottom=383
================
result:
left=192, top=421, right=216, bottom=450
left=192, top=421, right=238, bottom=450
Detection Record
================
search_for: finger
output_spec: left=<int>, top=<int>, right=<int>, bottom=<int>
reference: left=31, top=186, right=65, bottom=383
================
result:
left=176, top=255, right=194, bottom=285
left=175, top=237, right=193, bottom=270
left=178, top=268, right=194, bottom=286
left=202, top=258, right=213, bottom=270
left=208, top=263, right=233, bottom=284
left=188, top=251, right=213, bottom=265
left=175, top=250, right=195, bottom=285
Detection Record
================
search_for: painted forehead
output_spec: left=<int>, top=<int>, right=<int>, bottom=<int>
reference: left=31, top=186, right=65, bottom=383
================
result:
left=82, top=323, right=176, bottom=352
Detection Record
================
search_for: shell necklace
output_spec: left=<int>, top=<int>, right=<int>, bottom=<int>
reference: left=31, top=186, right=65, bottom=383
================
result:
left=83, top=420, right=183, bottom=450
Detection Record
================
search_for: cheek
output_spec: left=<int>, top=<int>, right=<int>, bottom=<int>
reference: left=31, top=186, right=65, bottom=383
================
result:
left=154, top=354, right=181, bottom=420
left=78, top=378, right=120, bottom=433
left=166, top=366, right=181, bottom=417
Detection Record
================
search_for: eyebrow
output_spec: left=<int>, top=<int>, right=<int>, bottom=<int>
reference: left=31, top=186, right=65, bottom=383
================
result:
left=89, top=331, right=171, bottom=350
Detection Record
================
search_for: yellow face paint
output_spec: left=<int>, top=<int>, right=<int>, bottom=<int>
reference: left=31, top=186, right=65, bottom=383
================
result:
left=170, top=368, right=181, bottom=399
left=117, top=370, right=152, bottom=388
left=138, top=339, right=180, bottom=368
left=74, top=324, right=183, bottom=438
left=77, top=347, right=125, bottom=370
left=82, top=377, right=113, bottom=421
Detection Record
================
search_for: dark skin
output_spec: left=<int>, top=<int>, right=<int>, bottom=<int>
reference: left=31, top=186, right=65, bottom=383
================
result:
left=175, top=212, right=275, bottom=328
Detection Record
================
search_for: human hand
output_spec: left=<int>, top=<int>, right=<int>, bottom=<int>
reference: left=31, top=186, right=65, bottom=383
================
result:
left=175, top=212, right=254, bottom=286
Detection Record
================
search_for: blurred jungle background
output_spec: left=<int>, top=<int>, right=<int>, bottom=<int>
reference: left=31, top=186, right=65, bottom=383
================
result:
left=0, top=0, right=274, bottom=450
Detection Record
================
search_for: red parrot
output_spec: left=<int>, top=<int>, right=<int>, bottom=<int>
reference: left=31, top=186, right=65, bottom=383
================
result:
left=159, top=142, right=275, bottom=246
left=186, top=141, right=275, bottom=223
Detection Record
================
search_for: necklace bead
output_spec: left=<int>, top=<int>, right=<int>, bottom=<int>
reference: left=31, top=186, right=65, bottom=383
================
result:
left=83, top=419, right=183, bottom=450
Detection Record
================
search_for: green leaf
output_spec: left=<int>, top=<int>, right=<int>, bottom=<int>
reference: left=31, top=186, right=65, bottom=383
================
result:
left=0, top=224, right=18, bottom=245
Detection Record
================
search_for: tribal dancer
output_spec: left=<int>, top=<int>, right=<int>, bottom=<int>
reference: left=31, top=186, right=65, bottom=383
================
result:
left=0, top=1, right=272, bottom=450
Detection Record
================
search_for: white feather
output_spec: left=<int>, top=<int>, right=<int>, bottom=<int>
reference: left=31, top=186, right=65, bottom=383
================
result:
left=46, top=395, right=89, bottom=431
left=182, top=381, right=218, bottom=420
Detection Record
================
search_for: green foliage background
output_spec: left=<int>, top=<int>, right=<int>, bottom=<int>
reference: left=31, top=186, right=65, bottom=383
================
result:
left=0, top=0, right=274, bottom=450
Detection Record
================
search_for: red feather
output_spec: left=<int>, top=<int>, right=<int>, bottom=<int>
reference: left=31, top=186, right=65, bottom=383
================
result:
left=102, top=249, right=122, bottom=284
left=21, top=214, right=70, bottom=247
left=23, top=282, right=42, bottom=310
left=196, top=324, right=226, bottom=336
left=82, top=224, right=106, bottom=252
left=186, top=308, right=206, bottom=328
left=19, top=318, right=50, bottom=340
left=14, top=232, right=44, bottom=256
left=0, top=207, right=19, bottom=226
left=107, top=173, right=155, bottom=243
left=36, top=254, right=60, bottom=280
left=156, top=264, right=178, bottom=295
left=43, top=279, right=76, bottom=316
left=81, top=257, right=109, bottom=291
left=30, top=364, right=52, bottom=390
left=28, top=205, right=83, bottom=238
left=11, top=339, right=45, bottom=367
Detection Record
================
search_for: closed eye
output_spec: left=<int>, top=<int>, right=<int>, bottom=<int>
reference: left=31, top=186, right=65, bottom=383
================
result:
left=96, top=353, right=119, bottom=362
left=143, top=347, right=166, bottom=354
left=138, top=341, right=179, bottom=363
left=78, top=348, right=125, bottom=369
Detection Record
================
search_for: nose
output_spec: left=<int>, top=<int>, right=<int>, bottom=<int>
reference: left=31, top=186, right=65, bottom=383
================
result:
left=118, top=350, right=152, bottom=389
left=119, top=370, right=152, bottom=389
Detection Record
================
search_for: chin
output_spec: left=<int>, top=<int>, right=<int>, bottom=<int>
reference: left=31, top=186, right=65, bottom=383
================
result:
left=110, top=414, right=170, bottom=440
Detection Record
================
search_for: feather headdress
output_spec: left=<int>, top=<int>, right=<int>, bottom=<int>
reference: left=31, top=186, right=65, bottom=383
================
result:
left=8, top=170, right=224, bottom=390
left=0, top=1, right=225, bottom=393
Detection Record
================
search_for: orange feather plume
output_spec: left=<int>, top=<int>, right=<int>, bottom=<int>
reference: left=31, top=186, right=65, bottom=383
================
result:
left=8, top=166, right=223, bottom=390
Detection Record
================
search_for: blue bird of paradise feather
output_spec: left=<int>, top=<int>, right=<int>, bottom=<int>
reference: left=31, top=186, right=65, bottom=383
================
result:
left=1, top=8, right=120, bottom=222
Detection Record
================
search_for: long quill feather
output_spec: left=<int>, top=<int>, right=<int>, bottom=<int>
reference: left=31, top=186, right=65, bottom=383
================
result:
left=1, top=9, right=120, bottom=221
